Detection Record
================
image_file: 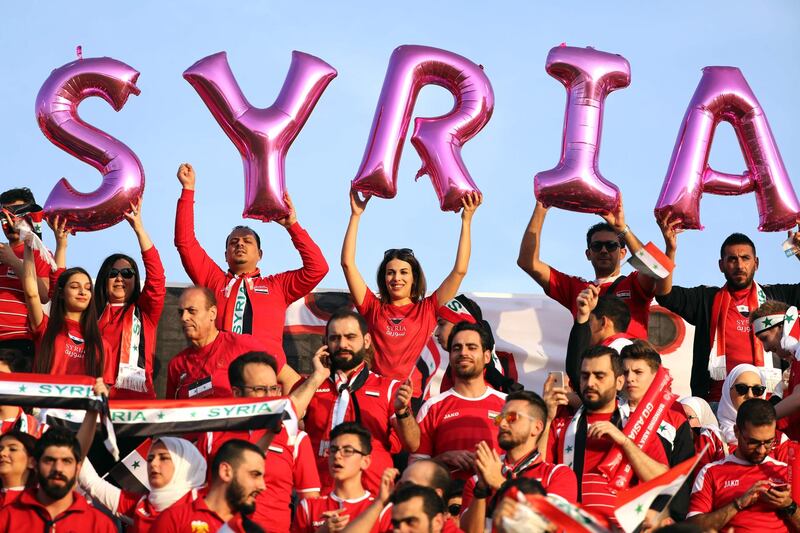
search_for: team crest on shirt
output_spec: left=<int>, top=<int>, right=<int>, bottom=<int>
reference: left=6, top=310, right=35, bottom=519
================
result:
left=385, top=318, right=407, bottom=337
left=67, top=333, right=85, bottom=345
left=488, top=410, right=500, bottom=420
left=390, top=318, right=404, bottom=325
left=253, top=286, right=269, bottom=294
left=191, top=521, right=210, bottom=533
left=5, top=269, right=16, bottom=279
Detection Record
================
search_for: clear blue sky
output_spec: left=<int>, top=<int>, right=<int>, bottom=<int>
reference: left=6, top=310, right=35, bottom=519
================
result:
left=2, top=1, right=798, bottom=294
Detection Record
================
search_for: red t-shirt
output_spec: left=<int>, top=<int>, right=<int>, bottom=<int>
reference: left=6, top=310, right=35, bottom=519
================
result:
left=0, top=489, right=116, bottom=532
left=0, top=243, right=51, bottom=342
left=547, top=268, right=653, bottom=339
left=778, top=359, right=800, bottom=441
left=196, top=427, right=320, bottom=532
left=293, top=492, right=377, bottom=533
left=356, top=288, right=439, bottom=381
left=688, top=454, right=790, bottom=532
left=694, top=428, right=727, bottom=472
left=0, top=408, right=42, bottom=438
left=413, top=388, right=506, bottom=480
left=0, top=487, right=23, bottom=507
left=302, top=367, right=401, bottom=495
left=32, top=315, right=107, bottom=377
left=113, top=490, right=196, bottom=533
left=152, top=496, right=231, bottom=533
left=166, top=331, right=284, bottom=399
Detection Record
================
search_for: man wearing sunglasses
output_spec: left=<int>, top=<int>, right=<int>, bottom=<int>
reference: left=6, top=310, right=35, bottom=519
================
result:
left=0, top=187, right=53, bottom=362
left=459, top=391, right=577, bottom=533
left=688, top=399, right=800, bottom=532
left=518, top=198, right=661, bottom=340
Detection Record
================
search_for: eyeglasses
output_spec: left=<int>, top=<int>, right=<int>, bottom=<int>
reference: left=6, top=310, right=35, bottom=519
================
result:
left=743, top=437, right=775, bottom=450
left=384, top=248, right=414, bottom=257
left=328, top=445, right=367, bottom=458
left=239, top=385, right=282, bottom=396
left=732, top=383, right=767, bottom=397
left=493, top=411, right=537, bottom=426
left=108, top=268, right=136, bottom=279
left=589, top=241, right=622, bottom=253
left=448, top=504, right=462, bottom=516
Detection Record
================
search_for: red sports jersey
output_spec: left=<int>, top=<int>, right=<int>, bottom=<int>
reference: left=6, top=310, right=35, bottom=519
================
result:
left=175, top=189, right=328, bottom=359
left=356, top=288, right=439, bottom=381
left=0, top=408, right=42, bottom=438
left=688, top=454, right=790, bottom=532
left=778, top=359, right=800, bottom=441
left=547, top=268, right=653, bottom=339
left=166, top=331, right=284, bottom=399
left=151, top=496, right=231, bottom=533
left=0, top=487, right=23, bottom=507
left=413, top=388, right=506, bottom=479
left=303, top=366, right=401, bottom=495
left=694, top=428, right=727, bottom=471
left=196, top=427, right=320, bottom=532
left=293, top=492, right=377, bottom=533
left=0, top=243, right=51, bottom=341
left=0, top=489, right=116, bottom=532
left=31, top=315, right=110, bottom=377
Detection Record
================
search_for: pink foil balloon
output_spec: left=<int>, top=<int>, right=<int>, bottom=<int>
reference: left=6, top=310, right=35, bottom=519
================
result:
left=36, top=57, right=143, bottom=232
left=534, top=46, right=630, bottom=215
left=655, top=66, right=799, bottom=231
left=351, top=45, right=494, bottom=212
left=184, top=51, right=337, bottom=222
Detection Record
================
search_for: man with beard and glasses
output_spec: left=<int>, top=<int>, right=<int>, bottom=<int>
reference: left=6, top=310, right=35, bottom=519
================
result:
left=0, top=427, right=115, bottom=531
left=302, top=309, right=404, bottom=495
left=545, top=346, right=668, bottom=526
left=688, top=399, right=800, bottom=532
left=398, top=322, right=506, bottom=480
left=459, top=391, right=577, bottom=533
left=154, top=439, right=266, bottom=532
left=656, top=229, right=800, bottom=402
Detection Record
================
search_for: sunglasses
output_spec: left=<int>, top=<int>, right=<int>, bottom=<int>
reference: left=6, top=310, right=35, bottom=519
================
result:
left=384, top=248, right=414, bottom=257
left=108, top=268, right=136, bottom=279
left=493, top=411, right=536, bottom=426
left=448, top=504, right=462, bottom=516
left=589, top=240, right=622, bottom=253
left=732, top=383, right=766, bottom=397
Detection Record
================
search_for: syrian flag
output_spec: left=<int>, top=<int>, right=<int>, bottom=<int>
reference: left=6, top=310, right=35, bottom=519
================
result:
left=613, top=446, right=707, bottom=533
left=627, top=242, right=674, bottom=280
left=500, top=490, right=609, bottom=533
left=104, top=438, right=152, bottom=494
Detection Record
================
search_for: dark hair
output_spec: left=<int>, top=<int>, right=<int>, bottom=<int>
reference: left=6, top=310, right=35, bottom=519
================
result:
left=182, top=286, right=217, bottom=309
left=720, top=232, right=756, bottom=259
left=33, top=268, right=104, bottom=377
left=0, top=346, right=29, bottom=372
left=390, top=484, right=444, bottom=520
left=211, top=439, right=265, bottom=481
left=0, top=430, right=37, bottom=458
left=447, top=321, right=492, bottom=353
left=227, top=225, right=261, bottom=250
left=506, top=390, right=547, bottom=422
left=581, top=345, right=624, bottom=377
left=228, top=351, right=279, bottom=388
left=34, top=427, right=81, bottom=462
left=326, top=308, right=369, bottom=337
left=330, top=422, right=372, bottom=455
left=592, top=295, right=631, bottom=333
left=751, top=300, right=790, bottom=324
left=736, top=398, right=776, bottom=430
left=620, top=340, right=662, bottom=373
left=0, top=188, right=35, bottom=206
left=445, top=478, right=465, bottom=502
left=489, top=477, right=546, bottom=517
left=94, top=253, right=141, bottom=315
left=586, top=222, right=623, bottom=249
left=376, top=249, right=426, bottom=304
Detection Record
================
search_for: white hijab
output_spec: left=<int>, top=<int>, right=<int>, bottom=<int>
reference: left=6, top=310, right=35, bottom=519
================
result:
left=717, top=364, right=766, bottom=444
left=147, top=436, right=207, bottom=512
left=680, top=396, right=728, bottom=453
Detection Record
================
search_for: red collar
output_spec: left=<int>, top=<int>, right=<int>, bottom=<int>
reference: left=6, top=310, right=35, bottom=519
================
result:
left=17, top=488, right=89, bottom=517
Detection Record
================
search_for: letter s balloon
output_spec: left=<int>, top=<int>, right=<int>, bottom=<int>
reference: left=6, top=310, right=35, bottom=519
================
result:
left=36, top=56, right=144, bottom=232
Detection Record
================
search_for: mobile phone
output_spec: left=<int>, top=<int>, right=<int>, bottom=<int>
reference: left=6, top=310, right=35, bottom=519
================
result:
left=549, top=371, right=565, bottom=389
left=770, top=480, right=789, bottom=489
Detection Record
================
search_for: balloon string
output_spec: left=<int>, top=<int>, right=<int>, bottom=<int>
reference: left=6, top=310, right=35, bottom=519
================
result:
left=76, top=45, right=83, bottom=60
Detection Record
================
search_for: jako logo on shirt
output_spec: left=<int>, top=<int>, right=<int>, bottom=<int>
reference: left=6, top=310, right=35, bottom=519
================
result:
left=723, top=480, right=740, bottom=488
left=443, top=412, right=459, bottom=420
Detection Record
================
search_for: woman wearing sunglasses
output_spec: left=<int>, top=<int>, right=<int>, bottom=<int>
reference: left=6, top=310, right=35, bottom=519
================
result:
left=341, top=190, right=481, bottom=383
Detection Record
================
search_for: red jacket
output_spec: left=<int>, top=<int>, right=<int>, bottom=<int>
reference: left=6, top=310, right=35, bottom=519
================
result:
left=0, top=488, right=116, bottom=533
left=175, top=189, right=328, bottom=358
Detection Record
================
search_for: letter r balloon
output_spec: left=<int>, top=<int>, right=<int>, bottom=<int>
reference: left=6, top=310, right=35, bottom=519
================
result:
left=36, top=57, right=144, bottom=232
left=534, top=46, right=631, bottom=215
left=351, top=45, right=494, bottom=212
left=183, top=51, right=337, bottom=222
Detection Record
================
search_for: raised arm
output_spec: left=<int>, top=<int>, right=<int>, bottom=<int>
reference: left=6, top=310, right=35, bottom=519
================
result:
left=516, top=200, right=552, bottom=289
left=601, top=196, right=658, bottom=295
left=655, top=213, right=680, bottom=296
left=124, top=197, right=153, bottom=253
left=288, top=347, right=331, bottom=419
left=435, top=192, right=481, bottom=304
left=392, top=379, right=420, bottom=452
left=341, top=190, right=370, bottom=306
left=21, top=242, right=44, bottom=330
left=565, top=285, right=599, bottom=386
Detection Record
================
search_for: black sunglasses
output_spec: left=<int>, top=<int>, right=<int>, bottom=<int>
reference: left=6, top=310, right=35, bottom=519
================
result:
left=108, top=268, right=136, bottom=279
left=733, top=383, right=766, bottom=397
left=384, top=248, right=414, bottom=257
left=448, top=504, right=461, bottom=516
left=589, top=241, right=622, bottom=253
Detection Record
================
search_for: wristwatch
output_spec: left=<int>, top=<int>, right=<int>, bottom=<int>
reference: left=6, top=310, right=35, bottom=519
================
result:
left=617, top=225, right=630, bottom=239
left=473, top=483, right=492, bottom=499
left=395, top=409, right=411, bottom=419
left=778, top=501, right=798, bottom=517
left=732, top=498, right=745, bottom=512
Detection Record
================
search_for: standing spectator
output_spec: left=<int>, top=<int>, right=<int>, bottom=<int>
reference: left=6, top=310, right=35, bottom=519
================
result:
left=0, top=431, right=36, bottom=506
left=397, top=322, right=506, bottom=479
left=517, top=198, right=659, bottom=339
left=0, top=427, right=116, bottom=532
left=341, top=189, right=481, bottom=383
left=166, top=286, right=298, bottom=399
left=174, top=163, right=328, bottom=362
left=687, top=399, right=800, bottom=531
left=655, top=227, right=800, bottom=401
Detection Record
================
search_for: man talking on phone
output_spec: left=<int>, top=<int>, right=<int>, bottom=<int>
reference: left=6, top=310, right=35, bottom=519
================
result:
left=688, top=399, right=800, bottom=531
left=301, top=309, right=404, bottom=495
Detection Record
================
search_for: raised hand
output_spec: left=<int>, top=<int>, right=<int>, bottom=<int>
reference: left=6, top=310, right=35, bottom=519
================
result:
left=461, top=191, right=483, bottom=221
left=349, top=189, right=370, bottom=216
left=177, top=163, right=196, bottom=190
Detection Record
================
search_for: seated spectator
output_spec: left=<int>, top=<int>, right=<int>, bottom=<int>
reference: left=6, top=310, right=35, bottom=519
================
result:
left=679, top=396, right=728, bottom=470
left=0, top=427, right=116, bottom=532
left=154, top=439, right=266, bottom=532
left=717, top=364, right=768, bottom=447
left=390, top=484, right=446, bottom=533
left=0, top=431, right=36, bottom=506
left=688, top=399, right=800, bottom=531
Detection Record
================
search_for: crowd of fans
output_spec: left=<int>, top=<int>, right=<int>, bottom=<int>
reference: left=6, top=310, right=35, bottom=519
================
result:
left=0, top=164, right=797, bottom=532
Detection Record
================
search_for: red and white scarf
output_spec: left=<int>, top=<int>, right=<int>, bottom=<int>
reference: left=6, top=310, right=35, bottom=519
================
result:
left=104, top=304, right=147, bottom=393
left=222, top=272, right=257, bottom=334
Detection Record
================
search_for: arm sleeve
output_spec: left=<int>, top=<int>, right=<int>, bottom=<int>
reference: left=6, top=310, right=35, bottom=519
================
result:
left=274, top=223, right=329, bottom=304
left=294, top=433, right=322, bottom=493
left=546, top=465, right=579, bottom=503
left=292, top=499, right=312, bottom=533
left=687, top=465, right=714, bottom=517
left=138, top=246, right=167, bottom=322
left=545, top=267, right=582, bottom=311
left=32, top=248, right=54, bottom=277
left=174, top=188, right=225, bottom=287
left=565, top=320, right=591, bottom=388
left=655, top=285, right=708, bottom=326
left=413, top=403, right=434, bottom=458
left=77, top=458, right=124, bottom=516
left=166, top=359, right=179, bottom=399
